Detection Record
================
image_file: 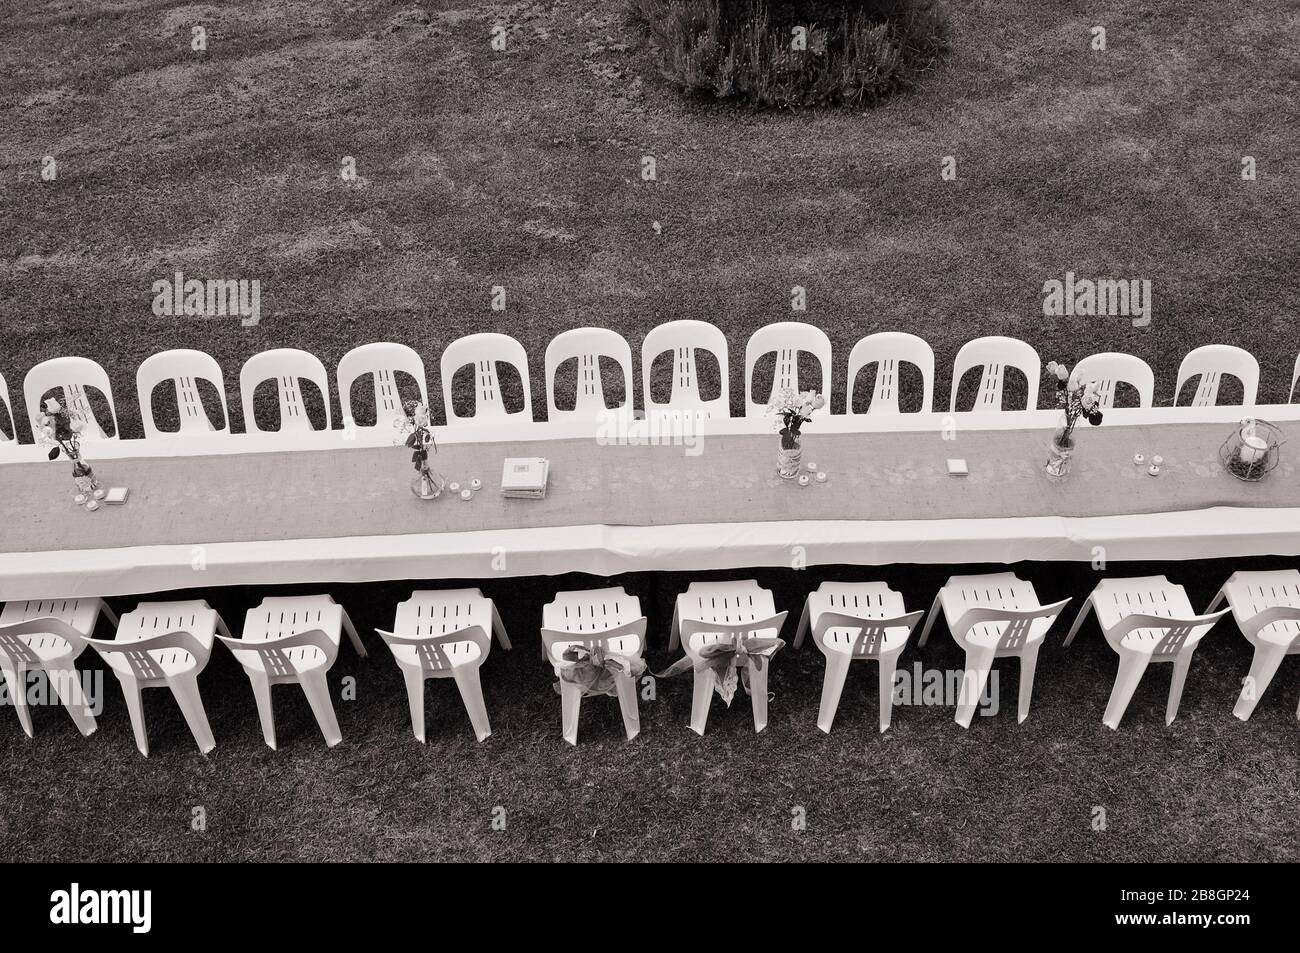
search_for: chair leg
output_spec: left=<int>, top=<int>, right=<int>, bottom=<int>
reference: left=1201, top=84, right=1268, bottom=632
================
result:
left=878, top=650, right=902, bottom=733
left=2, top=664, right=33, bottom=738
left=490, top=604, right=512, bottom=651
left=613, top=671, right=640, bottom=740
left=1166, top=651, right=1195, bottom=725
left=247, top=670, right=277, bottom=750
left=1233, top=642, right=1289, bottom=721
left=168, top=673, right=215, bottom=755
left=793, top=599, right=811, bottom=650
left=668, top=603, right=682, bottom=653
left=1062, top=599, right=1094, bottom=647
left=299, top=669, right=342, bottom=748
left=339, top=608, right=367, bottom=658
left=47, top=664, right=97, bottom=738
left=559, top=678, right=584, bottom=746
left=917, top=593, right=943, bottom=648
left=1018, top=642, right=1041, bottom=723
left=117, top=675, right=149, bottom=755
left=955, top=646, right=996, bottom=729
left=452, top=665, right=492, bottom=743
left=399, top=665, right=426, bottom=743
left=748, top=662, right=770, bottom=734
left=1103, top=651, right=1150, bottom=730
left=689, top=667, right=713, bottom=736
left=816, top=652, right=852, bottom=734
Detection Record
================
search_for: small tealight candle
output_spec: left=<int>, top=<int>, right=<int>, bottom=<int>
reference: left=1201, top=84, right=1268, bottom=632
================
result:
left=1239, top=435, right=1268, bottom=465
left=815, top=471, right=828, bottom=483
left=469, top=478, right=482, bottom=491
left=448, top=482, right=461, bottom=492
left=86, top=500, right=100, bottom=511
left=805, top=462, right=818, bottom=472
left=797, top=474, right=811, bottom=487
left=1148, top=464, right=1161, bottom=477
left=1132, top=453, right=1145, bottom=466
left=1151, top=455, right=1164, bottom=467
left=460, top=489, right=473, bottom=501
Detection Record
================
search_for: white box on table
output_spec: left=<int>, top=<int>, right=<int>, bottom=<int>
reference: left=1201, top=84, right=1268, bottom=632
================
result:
left=501, top=457, right=550, bottom=499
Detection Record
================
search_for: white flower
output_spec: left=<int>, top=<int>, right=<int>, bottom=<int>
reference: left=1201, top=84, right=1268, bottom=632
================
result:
left=43, top=398, right=61, bottom=413
left=70, top=419, right=86, bottom=433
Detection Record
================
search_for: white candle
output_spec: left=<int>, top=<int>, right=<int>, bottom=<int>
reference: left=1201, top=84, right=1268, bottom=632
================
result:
left=1239, top=434, right=1267, bottom=465
left=1133, top=453, right=1145, bottom=466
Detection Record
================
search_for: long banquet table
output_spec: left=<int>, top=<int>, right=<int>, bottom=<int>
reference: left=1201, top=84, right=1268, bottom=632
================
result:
left=1, top=405, right=1297, bottom=600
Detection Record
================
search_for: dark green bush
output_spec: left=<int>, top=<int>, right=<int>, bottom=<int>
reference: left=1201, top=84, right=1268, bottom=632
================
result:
left=627, top=0, right=950, bottom=108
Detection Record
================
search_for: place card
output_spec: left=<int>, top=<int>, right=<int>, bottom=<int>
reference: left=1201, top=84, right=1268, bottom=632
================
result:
left=501, top=457, right=550, bottom=499
left=103, top=487, right=129, bottom=504
left=946, top=458, right=969, bottom=476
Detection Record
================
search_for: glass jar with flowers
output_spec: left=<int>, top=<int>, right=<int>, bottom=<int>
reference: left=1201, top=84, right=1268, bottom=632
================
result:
left=394, top=400, right=445, bottom=499
left=767, top=388, right=824, bottom=479
left=1044, top=361, right=1104, bottom=479
left=35, top=398, right=106, bottom=509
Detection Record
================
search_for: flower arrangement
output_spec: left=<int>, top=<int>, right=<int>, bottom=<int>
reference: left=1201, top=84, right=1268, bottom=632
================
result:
left=767, top=388, right=825, bottom=449
left=35, top=398, right=105, bottom=507
left=767, top=388, right=824, bottom=479
left=394, top=400, right=445, bottom=499
left=1044, top=361, right=1103, bottom=478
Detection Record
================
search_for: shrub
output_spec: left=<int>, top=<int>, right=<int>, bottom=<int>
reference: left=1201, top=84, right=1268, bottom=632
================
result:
left=626, top=0, right=950, bottom=108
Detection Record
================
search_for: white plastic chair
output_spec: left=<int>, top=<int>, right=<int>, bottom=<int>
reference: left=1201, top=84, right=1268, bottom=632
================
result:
left=1291, top=352, right=1299, bottom=403
left=794, top=582, right=924, bottom=732
left=336, top=342, right=430, bottom=431
left=1064, top=576, right=1228, bottom=729
left=239, top=348, right=332, bottom=433
left=845, top=332, right=934, bottom=414
left=136, top=349, right=230, bottom=437
left=23, top=356, right=119, bottom=439
left=0, top=597, right=117, bottom=737
left=744, top=322, right=833, bottom=416
left=1174, top=345, right=1259, bottom=407
left=1073, top=352, right=1155, bottom=409
left=83, top=600, right=229, bottom=756
left=949, top=336, right=1041, bottom=413
left=1206, top=570, right=1300, bottom=721
left=218, top=595, right=366, bottom=749
left=668, top=580, right=787, bottom=734
left=441, top=332, right=532, bottom=424
left=377, top=589, right=509, bottom=743
left=0, top=371, right=14, bottom=441
left=542, top=587, right=645, bottom=745
left=641, top=319, right=730, bottom=421
left=918, top=573, right=1069, bottom=728
left=544, top=327, right=634, bottom=421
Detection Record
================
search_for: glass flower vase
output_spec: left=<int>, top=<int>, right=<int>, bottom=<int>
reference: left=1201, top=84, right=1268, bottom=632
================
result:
left=72, top=459, right=105, bottom=506
left=410, top=464, right=446, bottom=500
left=777, top=431, right=803, bottom=479
left=1044, top=430, right=1074, bottom=480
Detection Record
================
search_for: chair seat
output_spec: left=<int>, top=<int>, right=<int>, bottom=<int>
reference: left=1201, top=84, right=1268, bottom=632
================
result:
left=1088, top=576, right=1198, bottom=654
left=238, top=596, right=344, bottom=676
left=393, top=638, right=483, bottom=671
left=1220, top=570, right=1300, bottom=649
left=810, top=582, right=911, bottom=655
left=0, top=632, right=78, bottom=664
left=107, top=599, right=218, bottom=680
left=687, top=628, right=779, bottom=652
left=939, top=573, right=1048, bottom=648
left=549, top=634, right=642, bottom=665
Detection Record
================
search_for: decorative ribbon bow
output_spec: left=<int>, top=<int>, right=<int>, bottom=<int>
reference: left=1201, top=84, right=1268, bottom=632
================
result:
left=656, top=636, right=785, bottom=707
left=554, top=643, right=646, bottom=698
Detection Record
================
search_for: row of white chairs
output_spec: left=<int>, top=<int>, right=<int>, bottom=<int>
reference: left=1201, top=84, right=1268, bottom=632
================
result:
left=3, top=569, right=1296, bottom=752
left=3, top=324, right=1294, bottom=442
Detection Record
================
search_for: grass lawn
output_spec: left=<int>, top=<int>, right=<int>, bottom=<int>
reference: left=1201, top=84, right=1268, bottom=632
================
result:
left=0, top=0, right=1298, bottom=861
